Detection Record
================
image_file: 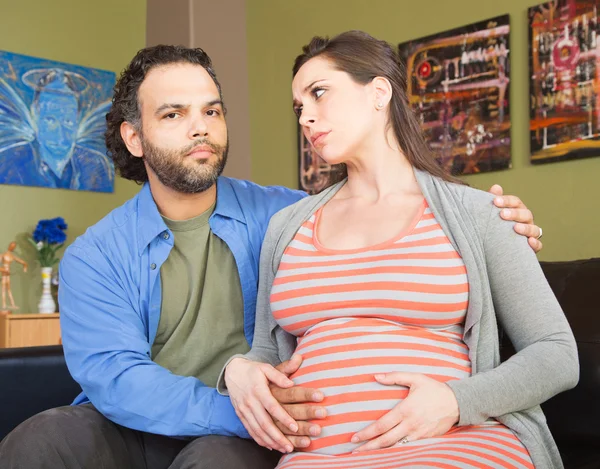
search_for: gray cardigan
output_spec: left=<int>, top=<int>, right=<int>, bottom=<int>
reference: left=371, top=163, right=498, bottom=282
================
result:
left=220, top=169, right=579, bottom=469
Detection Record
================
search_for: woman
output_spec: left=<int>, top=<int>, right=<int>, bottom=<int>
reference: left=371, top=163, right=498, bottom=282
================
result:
left=223, top=31, right=578, bottom=468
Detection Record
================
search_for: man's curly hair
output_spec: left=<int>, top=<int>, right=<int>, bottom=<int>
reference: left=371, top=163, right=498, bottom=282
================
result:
left=105, top=45, right=223, bottom=184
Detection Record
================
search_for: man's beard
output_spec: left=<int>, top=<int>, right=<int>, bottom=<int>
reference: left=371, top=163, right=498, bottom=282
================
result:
left=141, top=136, right=228, bottom=194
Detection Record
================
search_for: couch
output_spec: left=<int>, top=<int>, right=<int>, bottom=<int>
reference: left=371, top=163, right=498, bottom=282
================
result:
left=1, top=258, right=599, bottom=468
left=0, top=345, right=81, bottom=440
left=500, top=258, right=600, bottom=469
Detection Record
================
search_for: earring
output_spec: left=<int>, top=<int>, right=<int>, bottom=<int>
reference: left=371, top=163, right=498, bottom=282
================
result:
left=377, top=102, right=384, bottom=109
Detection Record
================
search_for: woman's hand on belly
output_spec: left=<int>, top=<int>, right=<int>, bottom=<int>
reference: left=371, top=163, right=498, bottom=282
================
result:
left=352, top=372, right=460, bottom=452
left=224, top=357, right=298, bottom=453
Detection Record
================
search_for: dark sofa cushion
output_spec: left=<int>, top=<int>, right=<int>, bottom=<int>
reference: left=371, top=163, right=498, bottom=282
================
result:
left=0, top=345, right=81, bottom=441
left=501, top=258, right=600, bottom=469
left=539, top=259, right=600, bottom=447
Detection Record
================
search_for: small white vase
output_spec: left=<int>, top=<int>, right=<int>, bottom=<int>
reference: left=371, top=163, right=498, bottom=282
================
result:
left=38, top=267, right=57, bottom=314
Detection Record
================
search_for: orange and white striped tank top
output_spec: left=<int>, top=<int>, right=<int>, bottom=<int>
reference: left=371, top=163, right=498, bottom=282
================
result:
left=270, top=201, right=474, bottom=455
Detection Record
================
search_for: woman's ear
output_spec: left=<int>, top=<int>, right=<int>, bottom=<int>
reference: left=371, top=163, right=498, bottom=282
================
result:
left=372, top=76, right=393, bottom=110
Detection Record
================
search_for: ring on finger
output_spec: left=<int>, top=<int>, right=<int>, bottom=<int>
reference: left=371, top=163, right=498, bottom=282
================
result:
left=399, top=436, right=409, bottom=445
left=537, top=227, right=543, bottom=240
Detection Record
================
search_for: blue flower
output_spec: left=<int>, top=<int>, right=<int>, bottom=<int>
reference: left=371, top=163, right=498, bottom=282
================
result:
left=32, top=217, right=68, bottom=245
left=30, top=217, right=68, bottom=267
left=53, top=217, right=68, bottom=231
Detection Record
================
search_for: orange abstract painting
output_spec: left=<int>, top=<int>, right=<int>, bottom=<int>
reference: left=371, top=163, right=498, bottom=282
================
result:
left=399, top=15, right=512, bottom=175
left=529, top=0, right=600, bottom=163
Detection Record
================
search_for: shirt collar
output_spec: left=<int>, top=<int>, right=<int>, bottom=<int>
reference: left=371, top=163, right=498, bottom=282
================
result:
left=137, top=183, right=169, bottom=255
left=213, top=177, right=247, bottom=225
left=136, top=177, right=246, bottom=255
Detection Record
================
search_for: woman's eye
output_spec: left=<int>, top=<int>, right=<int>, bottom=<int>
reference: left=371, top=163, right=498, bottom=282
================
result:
left=313, top=88, right=325, bottom=99
left=294, top=106, right=303, bottom=117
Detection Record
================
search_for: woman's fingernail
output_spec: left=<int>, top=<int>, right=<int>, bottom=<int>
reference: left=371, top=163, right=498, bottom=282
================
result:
left=316, top=409, right=327, bottom=418
left=375, top=374, right=385, bottom=380
left=313, top=392, right=324, bottom=401
left=286, top=445, right=293, bottom=453
left=495, top=197, right=504, bottom=205
left=351, top=436, right=359, bottom=443
left=502, top=209, right=511, bottom=217
left=310, top=425, right=320, bottom=436
left=290, top=423, right=298, bottom=432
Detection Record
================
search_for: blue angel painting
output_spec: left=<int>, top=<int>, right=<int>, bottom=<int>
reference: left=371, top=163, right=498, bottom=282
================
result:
left=0, top=51, right=115, bottom=192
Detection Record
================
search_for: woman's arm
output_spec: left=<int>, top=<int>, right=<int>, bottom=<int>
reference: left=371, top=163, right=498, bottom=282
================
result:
left=217, top=219, right=289, bottom=394
left=447, top=198, right=579, bottom=426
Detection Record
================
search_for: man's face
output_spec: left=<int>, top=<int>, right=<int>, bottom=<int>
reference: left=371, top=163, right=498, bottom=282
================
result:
left=137, top=63, right=228, bottom=193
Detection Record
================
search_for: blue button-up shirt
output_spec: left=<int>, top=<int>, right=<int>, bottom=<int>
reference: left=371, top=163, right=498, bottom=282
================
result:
left=58, top=177, right=305, bottom=438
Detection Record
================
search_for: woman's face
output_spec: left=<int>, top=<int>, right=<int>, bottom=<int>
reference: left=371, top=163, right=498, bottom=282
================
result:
left=292, top=57, right=378, bottom=165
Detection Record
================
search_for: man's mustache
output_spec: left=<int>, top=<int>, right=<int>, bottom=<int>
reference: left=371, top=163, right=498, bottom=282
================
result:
left=181, top=139, right=225, bottom=155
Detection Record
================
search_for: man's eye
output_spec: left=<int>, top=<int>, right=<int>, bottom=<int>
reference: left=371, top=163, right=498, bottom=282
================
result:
left=164, top=113, right=179, bottom=119
left=206, top=109, right=220, bottom=116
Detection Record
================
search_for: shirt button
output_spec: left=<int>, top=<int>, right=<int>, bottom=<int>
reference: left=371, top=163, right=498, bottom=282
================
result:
left=163, top=232, right=170, bottom=240
left=150, top=263, right=157, bottom=270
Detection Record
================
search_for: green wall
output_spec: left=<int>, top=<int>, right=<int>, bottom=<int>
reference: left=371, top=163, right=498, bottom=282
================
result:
left=0, top=0, right=146, bottom=312
left=247, top=0, right=600, bottom=262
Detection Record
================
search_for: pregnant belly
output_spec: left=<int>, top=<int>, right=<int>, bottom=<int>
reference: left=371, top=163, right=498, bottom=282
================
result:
left=288, top=318, right=471, bottom=455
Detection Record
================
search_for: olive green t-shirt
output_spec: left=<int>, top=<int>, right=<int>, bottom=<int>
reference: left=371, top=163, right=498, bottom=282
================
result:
left=151, top=203, right=250, bottom=387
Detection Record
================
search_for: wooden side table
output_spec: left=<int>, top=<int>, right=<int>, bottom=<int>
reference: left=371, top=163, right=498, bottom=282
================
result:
left=0, top=312, right=61, bottom=348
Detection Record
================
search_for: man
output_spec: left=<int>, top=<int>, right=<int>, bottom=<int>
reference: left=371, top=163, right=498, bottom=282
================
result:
left=0, top=45, right=543, bottom=469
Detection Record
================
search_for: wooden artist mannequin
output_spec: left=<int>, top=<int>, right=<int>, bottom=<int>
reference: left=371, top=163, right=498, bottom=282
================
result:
left=1, top=242, right=28, bottom=312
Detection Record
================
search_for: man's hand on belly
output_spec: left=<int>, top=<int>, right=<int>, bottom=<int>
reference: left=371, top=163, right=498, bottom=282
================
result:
left=224, top=357, right=298, bottom=453
left=270, top=355, right=328, bottom=450
left=351, top=372, right=460, bottom=452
